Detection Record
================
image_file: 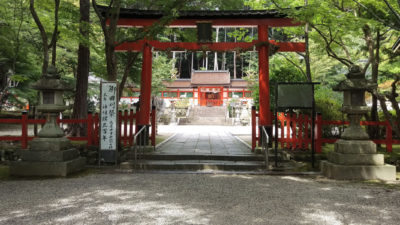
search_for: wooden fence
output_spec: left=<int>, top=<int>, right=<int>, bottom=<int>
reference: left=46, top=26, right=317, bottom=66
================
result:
left=0, top=108, right=156, bottom=149
left=251, top=108, right=399, bottom=153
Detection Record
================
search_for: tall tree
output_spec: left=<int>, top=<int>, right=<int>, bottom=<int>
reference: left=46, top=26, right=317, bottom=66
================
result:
left=92, top=0, right=184, bottom=99
left=70, top=0, right=90, bottom=136
left=29, top=0, right=60, bottom=76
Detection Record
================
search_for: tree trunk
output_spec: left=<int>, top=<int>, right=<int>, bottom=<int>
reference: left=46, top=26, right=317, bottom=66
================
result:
left=30, top=0, right=49, bottom=76
left=304, top=25, right=312, bottom=81
left=71, top=0, right=90, bottom=136
left=367, top=28, right=380, bottom=139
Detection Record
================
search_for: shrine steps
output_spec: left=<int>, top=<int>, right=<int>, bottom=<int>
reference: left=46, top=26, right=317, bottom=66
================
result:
left=187, top=106, right=229, bottom=125
left=120, top=153, right=290, bottom=172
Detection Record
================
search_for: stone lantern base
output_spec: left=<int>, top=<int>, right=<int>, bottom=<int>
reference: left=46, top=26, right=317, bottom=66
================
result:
left=10, top=137, right=86, bottom=177
left=321, top=139, right=396, bottom=180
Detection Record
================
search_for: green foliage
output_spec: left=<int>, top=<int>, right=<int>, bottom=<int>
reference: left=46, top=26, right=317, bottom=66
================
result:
left=151, top=54, right=177, bottom=94
left=314, top=87, right=343, bottom=121
left=175, top=98, right=190, bottom=108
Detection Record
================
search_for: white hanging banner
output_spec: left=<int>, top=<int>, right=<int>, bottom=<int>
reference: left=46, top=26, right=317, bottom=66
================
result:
left=100, top=82, right=118, bottom=151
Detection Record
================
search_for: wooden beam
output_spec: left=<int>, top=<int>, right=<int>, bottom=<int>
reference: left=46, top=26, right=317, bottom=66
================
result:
left=115, top=18, right=301, bottom=28
left=115, top=40, right=306, bottom=52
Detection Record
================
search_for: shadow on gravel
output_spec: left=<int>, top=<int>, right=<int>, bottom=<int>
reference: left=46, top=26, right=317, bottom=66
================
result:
left=0, top=173, right=399, bottom=224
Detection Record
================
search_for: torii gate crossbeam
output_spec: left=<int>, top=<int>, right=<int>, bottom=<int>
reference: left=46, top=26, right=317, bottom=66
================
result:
left=98, top=5, right=306, bottom=139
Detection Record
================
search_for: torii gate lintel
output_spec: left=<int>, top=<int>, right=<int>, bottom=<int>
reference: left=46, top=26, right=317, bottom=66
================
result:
left=108, top=7, right=306, bottom=131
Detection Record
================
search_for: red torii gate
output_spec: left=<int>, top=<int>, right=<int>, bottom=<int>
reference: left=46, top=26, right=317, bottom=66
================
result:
left=109, top=7, right=306, bottom=132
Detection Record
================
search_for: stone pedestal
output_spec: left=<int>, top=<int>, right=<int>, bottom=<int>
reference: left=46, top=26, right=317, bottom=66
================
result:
left=11, top=138, right=86, bottom=177
left=10, top=66, right=85, bottom=177
left=321, top=139, right=396, bottom=180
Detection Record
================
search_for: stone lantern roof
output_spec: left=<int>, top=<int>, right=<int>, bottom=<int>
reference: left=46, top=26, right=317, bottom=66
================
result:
left=31, top=66, right=74, bottom=91
left=332, top=65, right=377, bottom=92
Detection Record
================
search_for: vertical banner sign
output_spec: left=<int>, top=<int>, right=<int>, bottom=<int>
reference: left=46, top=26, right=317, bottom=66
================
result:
left=100, top=81, right=118, bottom=163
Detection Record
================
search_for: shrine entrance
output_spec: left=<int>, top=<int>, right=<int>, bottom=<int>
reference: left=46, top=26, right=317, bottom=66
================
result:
left=102, top=5, right=306, bottom=132
left=199, top=87, right=223, bottom=107
left=98, top=5, right=306, bottom=170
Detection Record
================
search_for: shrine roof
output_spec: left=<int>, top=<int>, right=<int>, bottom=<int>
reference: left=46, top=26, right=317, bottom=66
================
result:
left=96, top=5, right=289, bottom=20
left=191, top=71, right=231, bottom=85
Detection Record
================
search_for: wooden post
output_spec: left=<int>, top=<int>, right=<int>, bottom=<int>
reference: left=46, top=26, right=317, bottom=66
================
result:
left=129, top=109, right=134, bottom=146
left=315, top=113, right=323, bottom=153
left=21, top=111, right=28, bottom=149
left=285, top=113, right=291, bottom=149
left=386, top=121, right=393, bottom=153
left=94, top=113, right=99, bottom=146
left=251, top=106, right=256, bottom=151
left=257, top=25, right=271, bottom=127
left=137, top=43, right=152, bottom=126
left=87, top=113, right=93, bottom=146
left=123, top=110, right=128, bottom=146
left=151, top=106, right=156, bottom=147
left=118, top=110, right=122, bottom=146
left=291, top=113, right=297, bottom=149
left=298, top=114, right=303, bottom=149
left=304, top=114, right=310, bottom=149
left=279, top=113, right=284, bottom=148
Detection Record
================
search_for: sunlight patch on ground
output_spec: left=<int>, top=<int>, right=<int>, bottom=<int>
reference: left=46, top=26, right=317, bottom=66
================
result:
left=281, top=176, right=311, bottom=183
left=210, top=174, right=254, bottom=179
left=320, top=187, right=332, bottom=191
left=0, top=188, right=209, bottom=225
left=300, top=209, right=345, bottom=225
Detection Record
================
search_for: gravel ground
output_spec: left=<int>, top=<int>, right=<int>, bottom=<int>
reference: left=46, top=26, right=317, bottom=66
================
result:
left=0, top=173, right=399, bottom=225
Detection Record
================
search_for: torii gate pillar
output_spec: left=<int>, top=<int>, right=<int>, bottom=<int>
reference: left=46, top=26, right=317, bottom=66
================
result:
left=136, top=43, right=152, bottom=131
left=258, top=25, right=271, bottom=128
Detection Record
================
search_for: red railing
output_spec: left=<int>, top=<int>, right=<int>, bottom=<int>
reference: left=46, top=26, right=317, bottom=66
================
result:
left=251, top=108, right=399, bottom=153
left=0, top=108, right=156, bottom=149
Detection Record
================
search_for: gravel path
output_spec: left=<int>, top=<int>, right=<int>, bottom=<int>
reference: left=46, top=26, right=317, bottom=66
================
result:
left=0, top=173, right=399, bottom=225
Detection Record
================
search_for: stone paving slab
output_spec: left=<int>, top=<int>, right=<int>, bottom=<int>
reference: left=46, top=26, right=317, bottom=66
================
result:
left=156, top=125, right=252, bottom=156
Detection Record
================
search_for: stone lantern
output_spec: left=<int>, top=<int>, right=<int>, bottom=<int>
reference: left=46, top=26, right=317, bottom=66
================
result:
left=10, top=66, right=85, bottom=177
left=321, top=65, right=396, bottom=180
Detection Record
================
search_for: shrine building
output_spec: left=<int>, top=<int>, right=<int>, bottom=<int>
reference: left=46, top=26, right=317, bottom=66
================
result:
left=124, top=70, right=251, bottom=107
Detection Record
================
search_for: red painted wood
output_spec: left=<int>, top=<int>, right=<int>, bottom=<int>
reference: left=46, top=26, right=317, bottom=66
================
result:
left=129, top=109, right=134, bottom=146
left=137, top=43, right=153, bottom=126
left=279, top=113, right=285, bottom=148
left=151, top=107, right=156, bottom=147
left=0, top=136, right=21, bottom=141
left=58, top=119, right=87, bottom=123
left=0, top=119, right=22, bottom=123
left=304, top=114, right=310, bottom=149
left=315, top=114, right=323, bottom=153
left=118, top=111, right=122, bottom=144
left=251, top=107, right=256, bottom=151
left=21, top=113, right=28, bottom=149
left=123, top=110, right=128, bottom=146
left=87, top=113, right=93, bottom=146
left=27, top=119, right=46, bottom=124
left=94, top=113, right=100, bottom=145
left=298, top=114, right=304, bottom=149
left=386, top=121, right=393, bottom=152
left=291, top=113, right=297, bottom=149
left=258, top=25, right=271, bottom=127
left=115, top=40, right=306, bottom=52
left=116, top=18, right=301, bottom=28
left=285, top=113, right=291, bottom=149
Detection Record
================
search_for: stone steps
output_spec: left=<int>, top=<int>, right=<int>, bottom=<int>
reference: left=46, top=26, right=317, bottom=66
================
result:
left=187, top=106, right=228, bottom=125
left=124, top=153, right=264, bottom=161
left=121, top=159, right=267, bottom=171
left=120, top=150, right=292, bottom=172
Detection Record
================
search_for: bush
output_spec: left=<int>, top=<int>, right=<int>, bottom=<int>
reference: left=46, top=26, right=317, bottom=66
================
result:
left=315, top=88, right=343, bottom=121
